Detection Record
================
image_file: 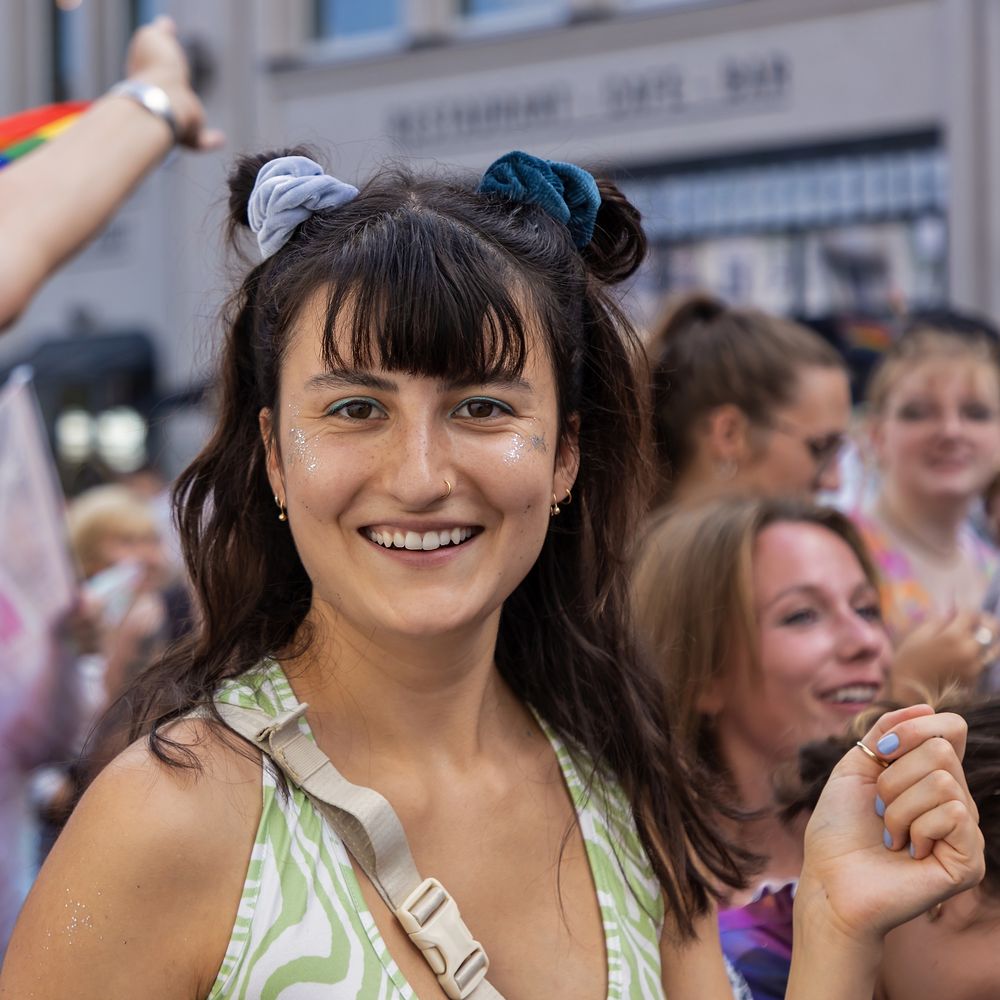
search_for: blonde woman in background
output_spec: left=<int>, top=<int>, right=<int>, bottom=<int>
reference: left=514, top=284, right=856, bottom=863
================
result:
left=854, top=320, right=1000, bottom=697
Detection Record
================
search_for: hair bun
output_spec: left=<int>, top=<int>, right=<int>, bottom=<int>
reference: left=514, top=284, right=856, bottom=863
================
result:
left=227, top=145, right=320, bottom=230
left=581, top=179, right=646, bottom=284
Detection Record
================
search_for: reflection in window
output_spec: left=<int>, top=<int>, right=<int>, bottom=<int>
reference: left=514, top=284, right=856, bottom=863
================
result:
left=314, top=0, right=400, bottom=38
left=462, top=0, right=556, bottom=14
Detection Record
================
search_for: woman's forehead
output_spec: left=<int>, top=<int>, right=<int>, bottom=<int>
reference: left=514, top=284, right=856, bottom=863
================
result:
left=891, top=355, right=1000, bottom=400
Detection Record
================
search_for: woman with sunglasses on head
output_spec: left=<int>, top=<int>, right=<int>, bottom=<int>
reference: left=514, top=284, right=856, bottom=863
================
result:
left=646, top=294, right=850, bottom=507
left=0, top=151, right=984, bottom=1000
left=854, top=319, right=1000, bottom=699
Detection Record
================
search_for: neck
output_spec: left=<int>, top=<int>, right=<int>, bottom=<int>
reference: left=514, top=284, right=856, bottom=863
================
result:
left=284, top=604, right=526, bottom=771
left=876, top=481, right=970, bottom=559
left=717, top=728, right=805, bottom=896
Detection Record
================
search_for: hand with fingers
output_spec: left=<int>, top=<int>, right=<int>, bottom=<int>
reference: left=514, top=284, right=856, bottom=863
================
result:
left=892, top=611, right=1000, bottom=700
left=787, top=705, right=985, bottom=998
left=125, top=15, right=223, bottom=150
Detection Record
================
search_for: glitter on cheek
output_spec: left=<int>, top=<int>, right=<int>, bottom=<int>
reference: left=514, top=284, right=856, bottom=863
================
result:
left=503, top=435, right=528, bottom=466
left=288, top=426, right=319, bottom=475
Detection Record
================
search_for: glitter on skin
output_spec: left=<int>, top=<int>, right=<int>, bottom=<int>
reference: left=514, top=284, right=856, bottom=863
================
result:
left=289, top=426, right=319, bottom=475
left=503, top=435, right=527, bottom=466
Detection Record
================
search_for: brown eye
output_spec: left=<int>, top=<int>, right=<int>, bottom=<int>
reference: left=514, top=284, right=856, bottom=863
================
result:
left=453, top=397, right=513, bottom=419
left=327, top=397, right=386, bottom=420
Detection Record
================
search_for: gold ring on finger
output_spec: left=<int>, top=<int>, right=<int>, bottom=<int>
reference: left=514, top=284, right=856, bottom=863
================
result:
left=855, top=740, right=891, bottom=769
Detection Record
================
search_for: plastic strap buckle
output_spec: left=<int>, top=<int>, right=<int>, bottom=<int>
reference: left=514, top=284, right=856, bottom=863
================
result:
left=395, top=877, right=489, bottom=999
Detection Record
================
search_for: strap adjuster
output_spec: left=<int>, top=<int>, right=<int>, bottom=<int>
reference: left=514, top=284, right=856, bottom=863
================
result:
left=254, top=702, right=309, bottom=742
left=395, top=877, right=489, bottom=999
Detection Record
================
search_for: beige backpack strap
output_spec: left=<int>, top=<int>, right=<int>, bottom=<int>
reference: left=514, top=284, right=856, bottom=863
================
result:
left=205, top=700, right=503, bottom=1000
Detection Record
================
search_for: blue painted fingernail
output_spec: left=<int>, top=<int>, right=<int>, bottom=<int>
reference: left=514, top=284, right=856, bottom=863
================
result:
left=877, top=732, right=900, bottom=756
left=909, top=843, right=916, bottom=858
left=875, top=794, right=886, bottom=817
left=883, top=828, right=893, bottom=849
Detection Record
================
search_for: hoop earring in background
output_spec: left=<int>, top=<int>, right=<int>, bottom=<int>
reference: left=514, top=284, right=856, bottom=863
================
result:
left=274, top=494, right=288, bottom=522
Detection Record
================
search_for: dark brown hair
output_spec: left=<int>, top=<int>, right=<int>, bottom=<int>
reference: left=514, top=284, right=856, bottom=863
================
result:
left=646, top=293, right=844, bottom=498
left=632, top=496, right=880, bottom=776
left=781, top=692, right=1000, bottom=900
left=121, top=147, right=748, bottom=934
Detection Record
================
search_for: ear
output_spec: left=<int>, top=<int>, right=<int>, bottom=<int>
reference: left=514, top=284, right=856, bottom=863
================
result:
left=696, top=677, right=726, bottom=716
left=553, top=413, right=581, bottom=498
left=259, top=407, right=285, bottom=500
left=703, top=404, right=752, bottom=464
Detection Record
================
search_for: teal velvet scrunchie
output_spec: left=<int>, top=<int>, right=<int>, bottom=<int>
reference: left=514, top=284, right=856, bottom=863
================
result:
left=478, top=150, right=601, bottom=248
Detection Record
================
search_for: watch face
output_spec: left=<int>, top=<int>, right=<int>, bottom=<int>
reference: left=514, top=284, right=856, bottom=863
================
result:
left=142, top=85, right=170, bottom=116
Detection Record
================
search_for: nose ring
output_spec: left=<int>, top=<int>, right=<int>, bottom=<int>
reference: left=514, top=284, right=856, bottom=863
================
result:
left=441, top=479, right=453, bottom=500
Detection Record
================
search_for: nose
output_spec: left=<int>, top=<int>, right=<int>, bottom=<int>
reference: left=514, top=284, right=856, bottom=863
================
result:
left=836, top=609, right=888, bottom=665
left=382, top=413, right=454, bottom=508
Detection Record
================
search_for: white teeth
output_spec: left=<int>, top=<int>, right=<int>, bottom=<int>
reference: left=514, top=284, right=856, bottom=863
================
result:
left=366, top=527, right=475, bottom=550
left=827, top=685, right=878, bottom=704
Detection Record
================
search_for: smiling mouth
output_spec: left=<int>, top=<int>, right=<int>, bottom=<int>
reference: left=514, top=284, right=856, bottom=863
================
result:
left=363, top=526, right=479, bottom=551
left=820, top=684, right=881, bottom=705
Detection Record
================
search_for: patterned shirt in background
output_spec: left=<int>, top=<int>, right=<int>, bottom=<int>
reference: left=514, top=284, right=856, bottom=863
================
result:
left=209, top=658, right=671, bottom=1000
left=719, top=883, right=795, bottom=1000
left=851, top=510, right=1000, bottom=640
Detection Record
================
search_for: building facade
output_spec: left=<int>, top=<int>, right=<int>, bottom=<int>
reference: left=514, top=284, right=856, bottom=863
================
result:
left=2, top=0, right=999, bottom=477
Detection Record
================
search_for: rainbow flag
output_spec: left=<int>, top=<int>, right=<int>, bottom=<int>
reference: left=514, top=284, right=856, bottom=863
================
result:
left=0, top=101, right=90, bottom=169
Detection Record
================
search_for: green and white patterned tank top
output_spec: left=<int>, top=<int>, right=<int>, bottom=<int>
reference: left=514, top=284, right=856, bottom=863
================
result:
left=207, top=659, right=666, bottom=999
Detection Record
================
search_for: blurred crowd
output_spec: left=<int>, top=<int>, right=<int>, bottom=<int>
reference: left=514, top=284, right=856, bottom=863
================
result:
left=0, top=14, right=999, bottom=1000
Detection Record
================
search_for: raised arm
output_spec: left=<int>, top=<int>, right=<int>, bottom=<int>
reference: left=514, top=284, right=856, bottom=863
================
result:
left=0, top=16, right=223, bottom=330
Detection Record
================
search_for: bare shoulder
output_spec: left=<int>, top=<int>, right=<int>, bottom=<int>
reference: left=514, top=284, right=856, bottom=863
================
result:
left=0, top=720, right=262, bottom=1000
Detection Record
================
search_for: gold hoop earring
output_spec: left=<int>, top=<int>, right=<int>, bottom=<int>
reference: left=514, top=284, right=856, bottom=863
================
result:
left=274, top=494, right=288, bottom=522
left=561, top=488, right=572, bottom=506
left=550, top=493, right=561, bottom=517
left=441, top=479, right=453, bottom=500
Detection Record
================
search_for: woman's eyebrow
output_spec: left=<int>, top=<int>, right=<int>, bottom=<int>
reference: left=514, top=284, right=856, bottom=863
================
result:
left=304, top=370, right=397, bottom=392
left=439, top=376, right=534, bottom=393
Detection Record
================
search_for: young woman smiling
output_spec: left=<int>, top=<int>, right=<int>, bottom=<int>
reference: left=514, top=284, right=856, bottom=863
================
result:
left=632, top=497, right=895, bottom=997
left=0, top=152, right=983, bottom=1000
left=855, top=322, right=1000, bottom=697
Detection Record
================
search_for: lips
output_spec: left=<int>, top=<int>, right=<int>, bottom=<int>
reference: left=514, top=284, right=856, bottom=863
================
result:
left=363, top=526, right=479, bottom=551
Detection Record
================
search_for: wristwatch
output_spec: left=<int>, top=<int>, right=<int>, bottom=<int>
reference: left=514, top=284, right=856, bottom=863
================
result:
left=107, top=79, right=180, bottom=144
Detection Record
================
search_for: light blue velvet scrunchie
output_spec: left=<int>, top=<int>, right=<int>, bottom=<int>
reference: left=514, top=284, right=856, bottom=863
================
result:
left=477, top=150, right=601, bottom=248
left=248, top=155, right=359, bottom=259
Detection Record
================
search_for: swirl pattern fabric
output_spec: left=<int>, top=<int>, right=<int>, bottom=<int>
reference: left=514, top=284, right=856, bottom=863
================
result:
left=478, top=150, right=601, bottom=247
left=248, top=155, right=359, bottom=259
left=207, top=659, right=671, bottom=999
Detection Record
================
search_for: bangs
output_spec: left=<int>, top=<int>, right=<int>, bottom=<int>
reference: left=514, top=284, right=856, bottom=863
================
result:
left=314, top=208, right=533, bottom=382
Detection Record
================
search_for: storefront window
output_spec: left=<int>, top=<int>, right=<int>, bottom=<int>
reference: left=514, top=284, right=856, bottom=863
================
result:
left=128, top=0, right=163, bottom=31
left=462, top=0, right=558, bottom=14
left=619, top=139, right=948, bottom=324
left=314, top=0, right=400, bottom=38
left=51, top=1, right=86, bottom=102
